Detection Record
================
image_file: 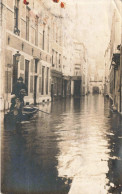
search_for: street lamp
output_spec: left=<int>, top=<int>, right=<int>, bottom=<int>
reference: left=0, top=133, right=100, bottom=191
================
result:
left=111, top=61, right=116, bottom=66
left=15, top=51, right=21, bottom=62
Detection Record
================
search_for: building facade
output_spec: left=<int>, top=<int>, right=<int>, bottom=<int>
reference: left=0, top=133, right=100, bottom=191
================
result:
left=72, top=41, right=89, bottom=97
left=0, top=0, right=89, bottom=111
left=104, top=0, right=121, bottom=112
left=1, top=0, right=54, bottom=110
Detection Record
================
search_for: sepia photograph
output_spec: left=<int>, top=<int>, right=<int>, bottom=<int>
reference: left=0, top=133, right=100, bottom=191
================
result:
left=0, top=0, right=122, bottom=193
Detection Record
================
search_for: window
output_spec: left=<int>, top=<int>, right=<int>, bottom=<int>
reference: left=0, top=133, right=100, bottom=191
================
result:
left=13, top=55, right=18, bottom=89
left=56, top=52, right=58, bottom=67
left=56, top=27, right=58, bottom=43
left=59, top=54, right=61, bottom=65
left=35, top=16, right=38, bottom=46
left=26, top=7, right=30, bottom=41
left=25, top=60, right=29, bottom=95
left=47, top=27, right=50, bottom=52
left=42, top=29, right=45, bottom=50
left=46, top=68, right=49, bottom=95
left=42, top=66, right=45, bottom=95
left=35, top=59, right=38, bottom=73
left=14, top=0, right=20, bottom=35
left=52, top=49, right=54, bottom=67
left=53, top=23, right=55, bottom=40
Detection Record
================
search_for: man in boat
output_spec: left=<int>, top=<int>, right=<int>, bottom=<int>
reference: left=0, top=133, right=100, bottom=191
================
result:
left=10, top=77, right=27, bottom=114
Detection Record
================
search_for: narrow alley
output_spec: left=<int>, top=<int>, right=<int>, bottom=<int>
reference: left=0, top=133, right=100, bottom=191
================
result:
left=0, top=0, right=122, bottom=193
left=1, top=95, right=122, bottom=194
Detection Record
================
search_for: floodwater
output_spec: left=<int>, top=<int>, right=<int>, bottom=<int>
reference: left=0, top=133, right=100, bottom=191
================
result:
left=1, top=95, right=122, bottom=194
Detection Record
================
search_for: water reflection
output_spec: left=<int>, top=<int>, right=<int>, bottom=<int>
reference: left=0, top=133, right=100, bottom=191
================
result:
left=1, top=95, right=122, bottom=194
left=55, top=96, right=111, bottom=194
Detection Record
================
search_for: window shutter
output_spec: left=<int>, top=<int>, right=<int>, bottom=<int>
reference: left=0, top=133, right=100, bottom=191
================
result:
left=5, top=71, right=11, bottom=93
left=39, top=77, right=41, bottom=93
left=31, top=59, right=34, bottom=72
left=30, top=76, right=33, bottom=93
left=20, top=55, right=24, bottom=70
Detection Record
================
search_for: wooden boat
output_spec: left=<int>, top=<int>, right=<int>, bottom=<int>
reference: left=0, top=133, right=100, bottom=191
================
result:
left=4, top=106, right=38, bottom=126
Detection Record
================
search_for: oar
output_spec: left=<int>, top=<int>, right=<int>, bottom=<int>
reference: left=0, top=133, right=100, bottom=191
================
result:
left=38, top=109, right=50, bottom=115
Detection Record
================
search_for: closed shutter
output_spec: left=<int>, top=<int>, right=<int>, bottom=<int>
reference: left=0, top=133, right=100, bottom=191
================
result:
left=20, top=55, right=24, bottom=70
left=5, top=71, right=11, bottom=93
left=30, top=76, right=33, bottom=93
left=39, top=62, right=42, bottom=75
left=31, top=59, right=34, bottom=73
left=5, top=50, right=12, bottom=65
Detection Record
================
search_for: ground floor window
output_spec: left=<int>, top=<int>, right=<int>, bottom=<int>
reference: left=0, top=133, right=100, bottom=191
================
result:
left=25, top=60, right=29, bottom=95
left=13, top=55, right=18, bottom=90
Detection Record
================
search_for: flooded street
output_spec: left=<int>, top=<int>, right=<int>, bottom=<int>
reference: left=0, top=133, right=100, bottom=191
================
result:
left=1, top=95, right=122, bottom=194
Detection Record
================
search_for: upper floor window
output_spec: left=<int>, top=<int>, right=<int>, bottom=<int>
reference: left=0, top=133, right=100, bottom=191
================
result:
left=14, top=0, right=20, bottom=35
left=56, top=52, right=58, bottom=67
left=56, top=27, right=58, bottom=43
left=42, top=25, right=45, bottom=50
left=35, top=16, right=38, bottom=46
left=52, top=49, right=54, bottom=67
left=47, top=27, right=50, bottom=52
left=26, top=7, right=30, bottom=41
left=53, top=23, right=55, bottom=40
left=59, top=54, right=61, bottom=68
left=35, top=59, right=38, bottom=73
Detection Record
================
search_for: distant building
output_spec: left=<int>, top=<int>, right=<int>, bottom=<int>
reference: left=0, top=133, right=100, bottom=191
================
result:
left=72, top=41, right=89, bottom=97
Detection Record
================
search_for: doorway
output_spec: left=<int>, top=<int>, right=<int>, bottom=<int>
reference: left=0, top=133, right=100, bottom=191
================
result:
left=93, top=86, right=99, bottom=94
left=74, top=80, right=81, bottom=97
left=64, top=80, right=67, bottom=97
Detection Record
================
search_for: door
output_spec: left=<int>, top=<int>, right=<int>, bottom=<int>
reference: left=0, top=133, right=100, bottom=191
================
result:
left=74, top=80, right=81, bottom=97
left=64, top=80, right=67, bottom=97
left=34, top=76, right=37, bottom=104
left=13, top=55, right=18, bottom=89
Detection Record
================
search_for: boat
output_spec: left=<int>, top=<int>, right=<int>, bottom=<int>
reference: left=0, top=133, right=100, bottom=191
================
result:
left=4, top=106, right=38, bottom=127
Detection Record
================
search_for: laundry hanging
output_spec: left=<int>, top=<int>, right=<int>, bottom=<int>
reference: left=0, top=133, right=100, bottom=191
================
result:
left=23, top=0, right=29, bottom=5
left=60, top=2, right=65, bottom=8
left=52, top=0, right=60, bottom=3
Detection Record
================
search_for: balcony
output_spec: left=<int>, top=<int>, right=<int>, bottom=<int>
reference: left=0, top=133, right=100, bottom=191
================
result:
left=111, top=53, right=120, bottom=70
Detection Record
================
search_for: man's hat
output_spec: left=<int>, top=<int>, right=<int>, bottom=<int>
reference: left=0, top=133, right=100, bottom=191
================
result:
left=18, top=77, right=23, bottom=81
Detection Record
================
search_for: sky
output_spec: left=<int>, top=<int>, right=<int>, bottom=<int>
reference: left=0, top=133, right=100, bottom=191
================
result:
left=42, top=0, right=117, bottom=78
left=67, top=0, right=113, bottom=72
left=49, top=0, right=115, bottom=79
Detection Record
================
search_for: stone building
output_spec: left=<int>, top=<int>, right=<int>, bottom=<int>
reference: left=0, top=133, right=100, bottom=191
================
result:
left=0, top=0, right=89, bottom=110
left=72, top=41, right=88, bottom=97
left=1, top=0, right=54, bottom=110
left=104, top=0, right=121, bottom=112
left=0, top=0, right=75, bottom=110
